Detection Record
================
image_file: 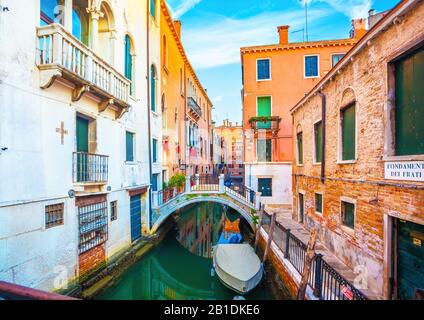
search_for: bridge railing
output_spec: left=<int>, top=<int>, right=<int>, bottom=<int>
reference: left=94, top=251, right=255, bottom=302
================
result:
left=0, top=281, right=78, bottom=300
left=191, top=174, right=219, bottom=192
left=225, top=184, right=257, bottom=208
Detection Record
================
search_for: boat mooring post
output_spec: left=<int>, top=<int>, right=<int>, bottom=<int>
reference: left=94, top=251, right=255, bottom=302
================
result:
left=254, top=204, right=265, bottom=252
left=262, top=212, right=276, bottom=263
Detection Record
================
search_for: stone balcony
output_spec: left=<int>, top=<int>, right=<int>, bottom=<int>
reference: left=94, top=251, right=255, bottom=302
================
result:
left=188, top=96, right=202, bottom=120
left=249, top=116, right=282, bottom=137
left=37, top=24, right=131, bottom=119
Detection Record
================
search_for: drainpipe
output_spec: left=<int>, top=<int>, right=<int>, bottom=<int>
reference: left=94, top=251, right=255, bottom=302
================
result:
left=317, top=91, right=326, bottom=183
left=146, top=1, right=153, bottom=230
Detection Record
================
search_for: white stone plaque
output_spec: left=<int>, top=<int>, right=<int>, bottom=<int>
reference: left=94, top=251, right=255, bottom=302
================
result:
left=384, top=161, right=424, bottom=182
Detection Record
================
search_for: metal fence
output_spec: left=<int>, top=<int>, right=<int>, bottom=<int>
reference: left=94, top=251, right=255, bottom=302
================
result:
left=226, top=184, right=256, bottom=207
left=261, top=211, right=367, bottom=300
left=191, top=175, right=219, bottom=192
left=73, top=152, right=109, bottom=183
left=157, top=185, right=185, bottom=206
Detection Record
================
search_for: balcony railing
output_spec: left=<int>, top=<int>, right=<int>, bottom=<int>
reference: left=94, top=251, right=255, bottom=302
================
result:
left=37, top=24, right=131, bottom=117
left=73, top=152, right=109, bottom=184
left=249, top=116, right=282, bottom=136
left=188, top=97, right=202, bottom=119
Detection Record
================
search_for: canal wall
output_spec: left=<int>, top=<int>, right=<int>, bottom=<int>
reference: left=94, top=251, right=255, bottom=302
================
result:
left=258, top=228, right=316, bottom=300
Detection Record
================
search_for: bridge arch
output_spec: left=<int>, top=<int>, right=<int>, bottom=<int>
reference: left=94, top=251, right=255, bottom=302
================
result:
left=151, top=195, right=256, bottom=234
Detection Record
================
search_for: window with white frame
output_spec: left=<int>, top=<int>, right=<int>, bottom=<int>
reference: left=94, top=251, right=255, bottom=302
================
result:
left=257, top=59, right=271, bottom=80
left=304, top=55, right=319, bottom=77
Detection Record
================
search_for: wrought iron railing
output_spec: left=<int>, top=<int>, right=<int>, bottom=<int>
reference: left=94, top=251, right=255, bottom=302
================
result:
left=191, top=175, right=219, bottom=192
left=249, top=116, right=281, bottom=133
left=73, top=152, right=109, bottom=183
left=188, top=97, right=202, bottom=118
left=261, top=211, right=368, bottom=300
left=157, top=185, right=185, bottom=206
left=226, top=184, right=256, bottom=207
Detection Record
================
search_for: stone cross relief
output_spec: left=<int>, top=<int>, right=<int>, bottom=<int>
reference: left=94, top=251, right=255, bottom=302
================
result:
left=56, top=121, right=68, bottom=145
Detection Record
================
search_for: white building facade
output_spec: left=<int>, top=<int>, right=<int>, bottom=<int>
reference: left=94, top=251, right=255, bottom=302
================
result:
left=0, top=0, right=155, bottom=291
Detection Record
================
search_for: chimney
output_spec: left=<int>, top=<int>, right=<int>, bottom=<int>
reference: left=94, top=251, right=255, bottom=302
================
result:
left=174, top=20, right=182, bottom=39
left=277, top=25, right=289, bottom=45
left=351, top=18, right=367, bottom=39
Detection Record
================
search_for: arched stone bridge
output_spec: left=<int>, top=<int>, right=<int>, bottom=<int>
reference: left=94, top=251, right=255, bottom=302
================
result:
left=150, top=175, right=262, bottom=234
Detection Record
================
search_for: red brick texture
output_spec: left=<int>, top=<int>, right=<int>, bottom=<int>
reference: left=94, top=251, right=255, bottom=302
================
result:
left=291, top=2, right=424, bottom=297
left=79, top=245, right=106, bottom=277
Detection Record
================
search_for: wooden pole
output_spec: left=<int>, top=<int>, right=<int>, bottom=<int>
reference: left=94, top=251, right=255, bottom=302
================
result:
left=254, top=205, right=265, bottom=251
left=263, top=212, right=276, bottom=263
left=297, top=228, right=318, bottom=300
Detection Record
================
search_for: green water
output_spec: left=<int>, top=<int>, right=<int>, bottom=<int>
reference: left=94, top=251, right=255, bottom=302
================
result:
left=98, top=202, right=276, bottom=300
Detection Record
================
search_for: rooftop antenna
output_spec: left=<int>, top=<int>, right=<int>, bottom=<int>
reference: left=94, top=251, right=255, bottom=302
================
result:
left=291, top=28, right=305, bottom=42
left=300, top=0, right=309, bottom=42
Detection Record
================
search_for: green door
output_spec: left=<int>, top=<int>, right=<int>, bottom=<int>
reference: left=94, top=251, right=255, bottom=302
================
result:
left=397, top=220, right=424, bottom=300
left=257, top=97, right=271, bottom=129
left=76, top=116, right=89, bottom=182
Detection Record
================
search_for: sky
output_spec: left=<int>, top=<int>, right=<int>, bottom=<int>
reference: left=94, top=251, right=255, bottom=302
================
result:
left=166, top=0, right=400, bottom=125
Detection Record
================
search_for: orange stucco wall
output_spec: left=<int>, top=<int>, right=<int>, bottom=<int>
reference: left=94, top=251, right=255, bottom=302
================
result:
left=242, top=41, right=357, bottom=164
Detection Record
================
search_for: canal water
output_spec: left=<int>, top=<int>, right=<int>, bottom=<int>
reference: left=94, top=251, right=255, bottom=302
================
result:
left=98, top=202, right=277, bottom=300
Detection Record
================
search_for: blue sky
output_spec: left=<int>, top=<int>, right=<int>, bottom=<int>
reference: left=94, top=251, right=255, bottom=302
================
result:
left=166, top=0, right=400, bottom=125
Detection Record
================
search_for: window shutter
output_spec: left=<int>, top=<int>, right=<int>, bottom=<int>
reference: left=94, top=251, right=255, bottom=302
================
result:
left=314, top=121, right=323, bottom=163
left=342, top=103, right=356, bottom=160
left=257, top=59, right=270, bottom=80
left=257, top=97, right=271, bottom=129
left=395, top=47, right=424, bottom=155
left=297, top=132, right=303, bottom=164
left=126, top=132, right=134, bottom=162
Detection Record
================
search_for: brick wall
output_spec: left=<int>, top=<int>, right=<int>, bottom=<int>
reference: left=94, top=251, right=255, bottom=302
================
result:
left=79, top=245, right=106, bottom=277
left=291, top=1, right=424, bottom=297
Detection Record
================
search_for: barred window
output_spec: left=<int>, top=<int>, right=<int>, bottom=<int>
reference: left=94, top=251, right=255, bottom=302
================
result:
left=79, top=202, right=108, bottom=254
left=45, top=203, right=64, bottom=228
left=110, top=201, right=118, bottom=221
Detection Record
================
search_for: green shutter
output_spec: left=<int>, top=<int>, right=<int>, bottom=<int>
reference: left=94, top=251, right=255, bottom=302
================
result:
left=395, top=48, right=424, bottom=156
left=342, top=103, right=356, bottom=160
left=151, top=65, right=156, bottom=112
left=342, top=201, right=355, bottom=229
left=315, top=193, right=322, bottom=213
left=314, top=121, right=322, bottom=163
left=126, top=131, right=134, bottom=162
left=153, top=139, right=157, bottom=163
left=257, top=97, right=271, bottom=129
left=297, top=132, right=303, bottom=164
left=124, top=36, right=132, bottom=81
left=76, top=116, right=89, bottom=152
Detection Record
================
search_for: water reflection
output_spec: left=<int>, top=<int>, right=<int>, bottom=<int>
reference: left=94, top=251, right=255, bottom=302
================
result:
left=98, top=202, right=274, bottom=300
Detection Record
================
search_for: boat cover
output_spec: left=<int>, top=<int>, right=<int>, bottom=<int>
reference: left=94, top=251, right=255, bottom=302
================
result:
left=214, top=244, right=262, bottom=293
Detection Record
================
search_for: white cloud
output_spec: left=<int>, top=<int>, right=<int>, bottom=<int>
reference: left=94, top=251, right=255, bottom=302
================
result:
left=182, top=8, right=329, bottom=69
left=311, top=0, right=372, bottom=19
left=213, top=96, right=223, bottom=102
left=171, top=0, right=203, bottom=19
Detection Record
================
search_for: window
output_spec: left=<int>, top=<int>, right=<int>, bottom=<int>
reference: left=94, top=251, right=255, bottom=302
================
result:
left=150, top=0, right=156, bottom=18
left=257, top=139, right=272, bottom=162
left=78, top=202, right=108, bottom=254
left=258, top=178, right=272, bottom=197
left=110, top=201, right=117, bottom=221
left=40, top=0, right=63, bottom=25
left=45, top=203, right=64, bottom=228
left=151, top=65, right=157, bottom=112
left=341, top=103, right=356, bottom=161
left=341, top=200, right=355, bottom=229
left=332, top=54, right=345, bottom=67
left=314, top=121, right=323, bottom=163
left=257, top=96, right=271, bottom=129
left=152, top=173, right=159, bottom=191
left=257, top=59, right=271, bottom=80
left=126, top=131, right=134, bottom=162
left=394, top=47, right=424, bottom=156
left=305, top=55, right=319, bottom=77
left=297, top=132, right=303, bottom=165
left=315, top=193, right=323, bottom=214
left=124, top=35, right=134, bottom=94
left=179, top=68, right=183, bottom=94
left=152, top=138, right=158, bottom=163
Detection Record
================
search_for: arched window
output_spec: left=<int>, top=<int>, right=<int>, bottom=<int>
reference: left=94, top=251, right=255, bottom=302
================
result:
left=151, top=65, right=157, bottom=112
left=162, top=35, right=167, bottom=68
left=150, top=0, right=156, bottom=18
left=72, top=0, right=89, bottom=45
left=40, top=0, right=64, bottom=25
left=124, top=35, right=133, bottom=80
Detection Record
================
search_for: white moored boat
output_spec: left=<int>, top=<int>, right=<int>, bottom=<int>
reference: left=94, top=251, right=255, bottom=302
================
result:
left=213, top=244, right=263, bottom=295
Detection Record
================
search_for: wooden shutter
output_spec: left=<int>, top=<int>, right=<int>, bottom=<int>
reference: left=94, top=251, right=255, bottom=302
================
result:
left=314, top=121, right=323, bottom=163
left=257, top=97, right=271, bottom=129
left=126, top=131, right=134, bottom=162
left=395, top=47, right=424, bottom=155
left=153, top=139, right=157, bottom=163
left=297, top=132, right=303, bottom=164
left=342, top=202, right=355, bottom=229
left=315, top=194, right=322, bottom=213
left=76, top=116, right=89, bottom=152
left=342, top=103, right=356, bottom=160
left=124, top=36, right=132, bottom=80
